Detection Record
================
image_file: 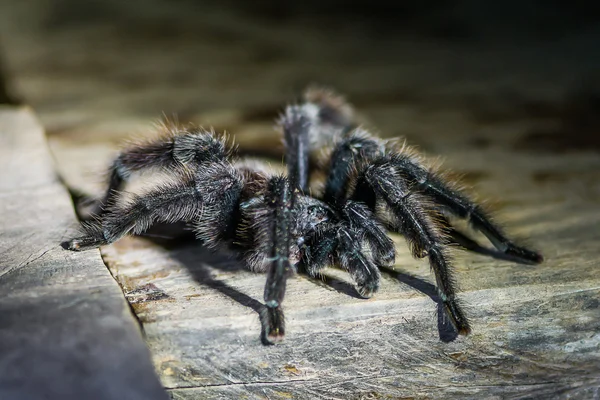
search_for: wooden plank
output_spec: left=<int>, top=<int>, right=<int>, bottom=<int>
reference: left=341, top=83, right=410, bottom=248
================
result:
left=48, top=91, right=600, bottom=397
left=50, top=94, right=600, bottom=398
left=0, top=107, right=169, bottom=400
left=98, top=193, right=600, bottom=399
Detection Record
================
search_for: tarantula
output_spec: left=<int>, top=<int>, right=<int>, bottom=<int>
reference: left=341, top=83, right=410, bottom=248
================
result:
left=65, top=87, right=543, bottom=343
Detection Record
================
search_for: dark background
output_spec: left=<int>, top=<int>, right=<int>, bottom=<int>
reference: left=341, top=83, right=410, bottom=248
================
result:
left=1, top=1, right=599, bottom=112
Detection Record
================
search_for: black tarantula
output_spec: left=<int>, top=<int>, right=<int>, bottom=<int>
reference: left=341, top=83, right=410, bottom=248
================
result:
left=65, top=87, right=543, bottom=343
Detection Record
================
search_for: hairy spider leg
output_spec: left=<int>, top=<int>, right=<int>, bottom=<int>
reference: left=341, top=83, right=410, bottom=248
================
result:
left=281, top=104, right=393, bottom=294
left=68, top=160, right=245, bottom=252
left=280, top=87, right=357, bottom=195
left=322, top=126, right=541, bottom=266
left=341, top=201, right=396, bottom=266
left=361, top=158, right=471, bottom=335
left=387, top=155, right=543, bottom=265
left=300, top=85, right=542, bottom=265
left=258, top=106, right=310, bottom=342
left=335, top=225, right=382, bottom=297
left=265, top=101, right=343, bottom=341
left=96, top=128, right=229, bottom=215
left=299, top=93, right=493, bottom=261
left=281, top=106, right=311, bottom=193
left=280, top=101, right=395, bottom=295
left=262, top=177, right=294, bottom=343
left=302, top=222, right=382, bottom=297
left=268, top=102, right=385, bottom=337
left=320, top=132, right=395, bottom=266
left=434, top=216, right=534, bottom=263
left=302, top=226, right=337, bottom=276
left=66, top=175, right=203, bottom=251
left=322, top=131, right=382, bottom=208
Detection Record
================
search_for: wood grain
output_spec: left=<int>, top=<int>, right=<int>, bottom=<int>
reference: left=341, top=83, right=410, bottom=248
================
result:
left=0, top=107, right=168, bottom=400
left=97, top=181, right=600, bottom=399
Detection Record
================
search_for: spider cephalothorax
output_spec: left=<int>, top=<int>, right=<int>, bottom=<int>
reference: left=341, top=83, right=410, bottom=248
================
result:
left=65, top=87, right=543, bottom=343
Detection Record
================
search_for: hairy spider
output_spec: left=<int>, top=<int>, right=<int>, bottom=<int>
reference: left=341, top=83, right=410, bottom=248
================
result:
left=65, top=87, right=543, bottom=343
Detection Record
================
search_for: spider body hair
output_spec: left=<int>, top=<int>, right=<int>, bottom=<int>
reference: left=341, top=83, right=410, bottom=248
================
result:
left=65, top=87, right=543, bottom=343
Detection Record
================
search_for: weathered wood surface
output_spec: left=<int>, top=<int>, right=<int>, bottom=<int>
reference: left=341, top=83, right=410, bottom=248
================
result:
left=1, top=1, right=600, bottom=399
left=49, top=103, right=600, bottom=399
left=0, top=107, right=169, bottom=400
left=68, top=130, right=600, bottom=399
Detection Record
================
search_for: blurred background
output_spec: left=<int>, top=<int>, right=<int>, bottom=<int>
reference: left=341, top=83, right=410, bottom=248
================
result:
left=0, top=0, right=598, bottom=206
left=1, top=0, right=599, bottom=200
left=1, top=1, right=599, bottom=151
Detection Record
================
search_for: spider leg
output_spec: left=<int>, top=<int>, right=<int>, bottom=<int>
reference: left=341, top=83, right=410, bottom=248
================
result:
left=323, top=131, right=382, bottom=208
left=262, top=177, right=294, bottom=343
left=445, top=224, right=539, bottom=263
left=301, top=86, right=356, bottom=148
left=278, top=86, right=358, bottom=195
left=263, top=90, right=355, bottom=341
left=336, top=226, right=381, bottom=298
left=68, top=161, right=245, bottom=252
left=342, top=201, right=395, bottom=266
left=280, top=106, right=311, bottom=193
left=332, top=131, right=542, bottom=265
left=318, top=131, right=394, bottom=266
left=301, top=226, right=337, bottom=277
left=302, top=223, right=381, bottom=297
left=388, top=155, right=543, bottom=264
left=192, top=161, right=246, bottom=249
left=280, top=86, right=356, bottom=194
left=361, top=159, right=471, bottom=335
left=96, top=128, right=229, bottom=215
left=66, top=174, right=203, bottom=251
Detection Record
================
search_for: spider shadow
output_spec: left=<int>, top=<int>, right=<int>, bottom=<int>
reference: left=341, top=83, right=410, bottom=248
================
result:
left=379, top=266, right=459, bottom=343
left=137, top=223, right=461, bottom=343
left=298, top=268, right=364, bottom=299
left=144, top=223, right=461, bottom=342
left=139, top=223, right=278, bottom=345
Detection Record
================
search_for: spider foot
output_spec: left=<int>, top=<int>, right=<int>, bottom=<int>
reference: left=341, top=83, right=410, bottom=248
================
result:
left=262, top=306, right=285, bottom=345
left=62, top=236, right=107, bottom=251
left=443, top=299, right=471, bottom=336
left=356, top=279, right=379, bottom=299
left=504, top=244, right=544, bottom=265
left=63, top=221, right=107, bottom=251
